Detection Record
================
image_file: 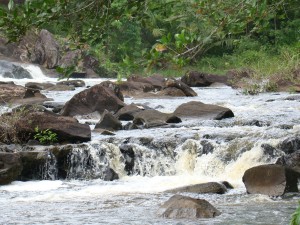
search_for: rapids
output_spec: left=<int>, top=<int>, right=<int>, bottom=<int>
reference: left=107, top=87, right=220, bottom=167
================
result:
left=0, top=63, right=299, bottom=224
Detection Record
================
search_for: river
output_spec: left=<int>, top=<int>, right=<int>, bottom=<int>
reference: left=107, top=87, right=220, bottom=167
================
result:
left=0, top=63, right=299, bottom=224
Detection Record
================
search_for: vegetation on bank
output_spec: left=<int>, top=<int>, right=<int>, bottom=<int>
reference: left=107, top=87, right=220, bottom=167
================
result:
left=0, top=0, right=299, bottom=91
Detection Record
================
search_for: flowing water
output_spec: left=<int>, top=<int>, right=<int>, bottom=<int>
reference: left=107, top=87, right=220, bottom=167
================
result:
left=0, top=63, right=300, bottom=224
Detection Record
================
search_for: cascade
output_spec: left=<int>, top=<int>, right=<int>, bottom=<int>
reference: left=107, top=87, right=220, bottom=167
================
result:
left=30, top=133, right=285, bottom=185
left=0, top=60, right=46, bottom=79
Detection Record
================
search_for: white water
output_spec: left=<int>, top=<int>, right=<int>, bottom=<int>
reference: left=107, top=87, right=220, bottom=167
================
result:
left=0, top=64, right=300, bottom=224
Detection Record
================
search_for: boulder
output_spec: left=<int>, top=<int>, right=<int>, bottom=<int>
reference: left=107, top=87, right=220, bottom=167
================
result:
left=61, top=84, right=125, bottom=117
left=103, top=168, right=119, bottom=181
left=57, top=79, right=85, bottom=87
left=119, top=81, right=154, bottom=96
left=157, top=87, right=186, bottom=97
left=99, top=81, right=124, bottom=101
left=115, top=104, right=150, bottom=121
left=174, top=101, right=234, bottom=120
left=43, top=102, right=64, bottom=113
left=0, top=82, right=49, bottom=105
left=225, top=68, right=254, bottom=89
left=242, top=164, right=299, bottom=196
left=181, top=71, right=228, bottom=87
left=59, top=50, right=81, bottom=68
left=0, top=152, right=22, bottom=185
left=49, top=145, right=73, bottom=179
left=119, top=144, right=135, bottom=175
left=18, top=151, right=49, bottom=181
left=0, top=82, right=26, bottom=104
left=276, top=150, right=300, bottom=173
left=34, top=29, right=60, bottom=69
left=159, top=195, right=221, bottom=219
left=93, top=129, right=116, bottom=136
left=165, top=182, right=227, bottom=194
left=45, top=84, right=76, bottom=91
left=132, top=109, right=181, bottom=129
left=2, top=64, right=32, bottom=79
left=277, top=137, right=300, bottom=154
left=127, top=74, right=165, bottom=90
left=94, top=110, right=122, bottom=132
left=0, top=110, right=91, bottom=144
left=25, top=82, right=55, bottom=90
left=165, top=78, right=197, bottom=97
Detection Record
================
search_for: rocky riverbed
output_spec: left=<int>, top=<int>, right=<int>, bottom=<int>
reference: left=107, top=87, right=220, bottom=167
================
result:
left=0, top=60, right=300, bottom=224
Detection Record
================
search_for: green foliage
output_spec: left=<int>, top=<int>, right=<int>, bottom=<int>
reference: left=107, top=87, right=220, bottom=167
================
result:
left=56, top=66, right=76, bottom=80
left=34, top=127, right=58, bottom=145
left=0, top=0, right=298, bottom=78
left=290, top=201, right=300, bottom=225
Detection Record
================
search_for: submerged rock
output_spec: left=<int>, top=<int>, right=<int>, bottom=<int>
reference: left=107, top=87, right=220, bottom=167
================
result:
left=242, top=164, right=299, bottom=196
left=174, top=101, right=234, bottom=120
left=159, top=194, right=221, bottom=219
left=0, top=152, right=22, bottom=185
left=165, top=182, right=227, bottom=194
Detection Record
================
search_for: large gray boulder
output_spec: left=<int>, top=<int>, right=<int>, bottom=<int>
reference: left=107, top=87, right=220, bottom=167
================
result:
left=242, top=164, right=299, bottom=196
left=159, top=195, right=221, bottom=219
left=165, top=182, right=227, bottom=194
left=61, top=83, right=125, bottom=117
left=0, top=152, right=22, bottom=185
left=174, top=101, right=234, bottom=120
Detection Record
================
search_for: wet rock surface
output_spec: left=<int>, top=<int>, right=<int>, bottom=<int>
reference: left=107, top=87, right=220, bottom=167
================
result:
left=165, top=182, right=227, bottom=194
left=174, top=101, right=234, bottom=120
left=0, top=110, right=91, bottom=144
left=181, top=71, right=229, bottom=87
left=61, top=83, right=125, bottom=117
left=0, top=152, right=22, bottom=185
left=95, top=110, right=122, bottom=132
left=158, top=194, right=221, bottom=219
left=242, top=164, right=299, bottom=196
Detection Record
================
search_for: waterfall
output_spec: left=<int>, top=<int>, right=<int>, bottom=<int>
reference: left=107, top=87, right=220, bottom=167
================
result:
left=0, top=60, right=47, bottom=79
left=30, top=133, right=284, bottom=185
left=21, top=64, right=47, bottom=79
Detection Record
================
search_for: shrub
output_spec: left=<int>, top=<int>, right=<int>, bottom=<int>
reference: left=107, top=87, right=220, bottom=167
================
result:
left=34, top=127, right=58, bottom=145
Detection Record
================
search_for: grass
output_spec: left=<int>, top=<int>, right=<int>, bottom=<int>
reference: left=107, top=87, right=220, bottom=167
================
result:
left=145, top=43, right=299, bottom=93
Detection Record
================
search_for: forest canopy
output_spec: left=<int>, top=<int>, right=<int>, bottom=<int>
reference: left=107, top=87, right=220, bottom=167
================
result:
left=0, top=0, right=299, bottom=76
